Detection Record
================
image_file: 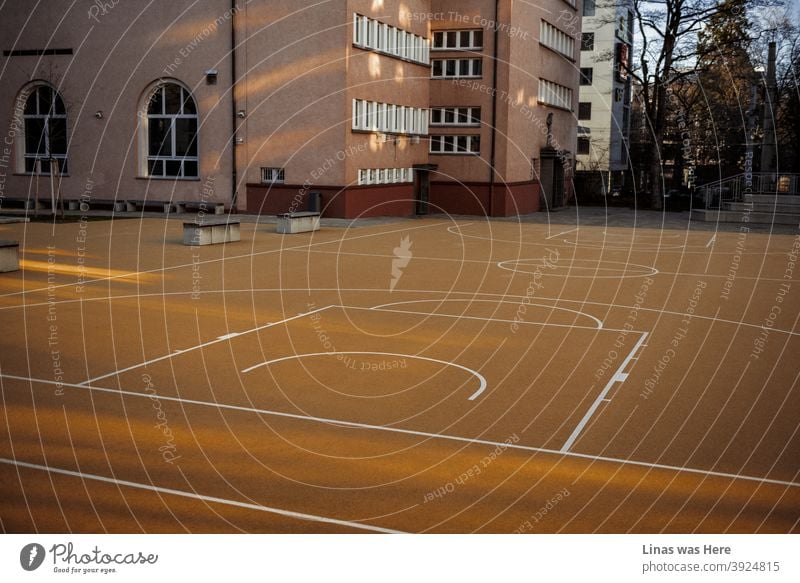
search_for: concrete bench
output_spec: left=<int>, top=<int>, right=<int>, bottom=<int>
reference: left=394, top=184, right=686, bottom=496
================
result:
left=4, top=197, right=49, bottom=211
left=176, top=201, right=226, bottom=215
left=277, top=212, right=321, bottom=234
left=0, top=240, right=20, bottom=273
left=183, top=221, right=241, bottom=246
left=67, top=199, right=119, bottom=212
left=125, top=200, right=175, bottom=214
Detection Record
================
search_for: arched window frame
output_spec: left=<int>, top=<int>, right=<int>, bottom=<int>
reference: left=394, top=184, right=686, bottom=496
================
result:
left=16, top=83, right=69, bottom=175
left=138, top=80, right=199, bottom=179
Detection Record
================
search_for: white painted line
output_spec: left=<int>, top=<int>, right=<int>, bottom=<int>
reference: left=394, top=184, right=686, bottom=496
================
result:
left=371, top=298, right=604, bottom=329
left=217, top=333, right=241, bottom=341
left=546, top=227, right=577, bottom=240
left=0, top=457, right=404, bottom=534
left=243, top=351, right=488, bottom=401
left=707, top=234, right=717, bottom=248
left=0, top=220, right=449, bottom=300
left=361, top=305, right=620, bottom=333
left=560, top=333, right=649, bottom=453
left=79, top=306, right=335, bottom=386
left=497, top=259, right=660, bottom=280
left=2, top=373, right=798, bottom=489
left=4, top=287, right=798, bottom=338
left=444, top=224, right=795, bottom=256
left=614, top=373, right=630, bottom=382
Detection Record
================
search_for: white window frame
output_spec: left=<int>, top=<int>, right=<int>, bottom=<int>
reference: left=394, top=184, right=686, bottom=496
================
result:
left=429, top=134, right=481, bottom=155
left=144, top=82, right=200, bottom=179
left=431, top=58, right=482, bottom=79
left=20, top=84, right=69, bottom=175
left=429, top=107, right=481, bottom=127
left=357, top=167, right=415, bottom=185
left=432, top=29, right=484, bottom=51
left=352, top=13, right=430, bottom=65
left=351, top=99, right=428, bottom=136
left=538, top=79, right=573, bottom=110
left=261, top=167, right=286, bottom=184
left=540, top=20, right=575, bottom=60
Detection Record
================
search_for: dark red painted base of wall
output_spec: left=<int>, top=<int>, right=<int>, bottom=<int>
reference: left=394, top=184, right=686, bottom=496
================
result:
left=245, top=184, right=415, bottom=219
left=245, top=181, right=540, bottom=218
left=429, top=181, right=540, bottom=217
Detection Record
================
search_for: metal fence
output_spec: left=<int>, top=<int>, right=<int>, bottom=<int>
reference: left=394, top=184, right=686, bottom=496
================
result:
left=696, top=173, right=800, bottom=209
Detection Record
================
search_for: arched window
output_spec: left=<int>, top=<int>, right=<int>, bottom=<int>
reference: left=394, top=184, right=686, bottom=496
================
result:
left=23, top=85, right=68, bottom=174
left=145, top=83, right=198, bottom=178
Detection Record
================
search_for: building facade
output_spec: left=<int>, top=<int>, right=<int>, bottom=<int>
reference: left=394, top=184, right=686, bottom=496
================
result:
left=0, top=0, right=580, bottom=219
left=575, top=0, right=632, bottom=197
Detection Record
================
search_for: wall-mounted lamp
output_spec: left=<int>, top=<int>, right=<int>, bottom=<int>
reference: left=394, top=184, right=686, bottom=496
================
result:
left=237, top=110, right=246, bottom=118
left=205, top=69, right=218, bottom=85
left=95, top=110, right=104, bottom=119
left=235, top=137, right=244, bottom=145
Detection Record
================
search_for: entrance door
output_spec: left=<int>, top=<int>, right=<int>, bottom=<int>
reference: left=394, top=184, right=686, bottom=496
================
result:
left=539, top=149, right=565, bottom=210
left=413, top=164, right=437, bottom=215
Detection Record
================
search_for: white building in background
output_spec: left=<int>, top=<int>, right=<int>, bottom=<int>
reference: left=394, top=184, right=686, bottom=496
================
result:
left=576, top=0, right=634, bottom=195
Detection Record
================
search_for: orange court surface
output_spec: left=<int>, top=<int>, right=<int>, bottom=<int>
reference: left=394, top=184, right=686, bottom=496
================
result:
left=1, top=212, right=798, bottom=533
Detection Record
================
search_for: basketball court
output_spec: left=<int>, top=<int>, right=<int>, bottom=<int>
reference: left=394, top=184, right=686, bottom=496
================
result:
left=0, top=214, right=798, bottom=533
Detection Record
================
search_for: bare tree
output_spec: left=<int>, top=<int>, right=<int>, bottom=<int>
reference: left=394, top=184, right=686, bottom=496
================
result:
left=627, top=0, right=776, bottom=208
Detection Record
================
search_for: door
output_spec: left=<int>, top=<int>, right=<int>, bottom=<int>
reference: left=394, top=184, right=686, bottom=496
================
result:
left=414, top=165, right=436, bottom=215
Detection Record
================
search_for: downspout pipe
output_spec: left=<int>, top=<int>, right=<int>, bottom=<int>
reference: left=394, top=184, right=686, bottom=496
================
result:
left=231, top=0, right=238, bottom=210
left=488, top=0, right=500, bottom=217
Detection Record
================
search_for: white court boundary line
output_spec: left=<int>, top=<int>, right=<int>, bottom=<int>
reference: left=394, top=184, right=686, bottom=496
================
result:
left=79, top=306, right=336, bottom=386
left=4, top=288, right=799, bottom=338
left=363, top=304, right=627, bottom=333
left=81, top=302, right=628, bottom=387
left=546, top=227, right=578, bottom=240
left=286, top=248, right=800, bottom=282
left=444, top=223, right=793, bottom=256
left=242, top=351, right=488, bottom=401
left=2, top=373, right=798, bottom=489
left=0, top=220, right=449, bottom=300
left=498, top=259, right=660, bottom=280
left=371, top=298, right=604, bottom=329
left=0, top=457, right=403, bottom=534
left=560, top=333, right=650, bottom=452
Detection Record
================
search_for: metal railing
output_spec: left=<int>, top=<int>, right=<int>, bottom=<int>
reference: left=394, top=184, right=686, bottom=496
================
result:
left=696, top=173, right=800, bottom=209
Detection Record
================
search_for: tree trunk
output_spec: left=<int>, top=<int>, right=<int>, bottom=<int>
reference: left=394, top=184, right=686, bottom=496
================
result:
left=650, top=155, right=663, bottom=210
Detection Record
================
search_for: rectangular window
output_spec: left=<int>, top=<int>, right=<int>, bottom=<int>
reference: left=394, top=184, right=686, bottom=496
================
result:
left=429, top=107, right=481, bottom=127
left=431, top=29, right=483, bottom=51
left=353, top=13, right=429, bottom=65
left=581, top=33, right=594, bottom=51
left=261, top=167, right=286, bottom=184
left=577, top=137, right=591, bottom=155
left=357, top=167, right=414, bottom=185
left=352, top=99, right=428, bottom=135
left=540, top=20, right=575, bottom=59
left=580, top=67, right=593, bottom=85
left=431, top=58, right=482, bottom=78
left=583, top=0, right=596, bottom=16
left=429, top=134, right=481, bottom=155
left=578, top=102, right=592, bottom=120
left=538, top=79, right=573, bottom=110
